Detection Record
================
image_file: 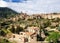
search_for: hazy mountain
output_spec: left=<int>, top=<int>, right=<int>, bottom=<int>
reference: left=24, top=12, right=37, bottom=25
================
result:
left=0, top=7, right=18, bottom=18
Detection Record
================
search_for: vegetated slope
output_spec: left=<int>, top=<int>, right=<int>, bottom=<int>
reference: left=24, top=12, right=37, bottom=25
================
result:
left=0, top=7, right=18, bottom=18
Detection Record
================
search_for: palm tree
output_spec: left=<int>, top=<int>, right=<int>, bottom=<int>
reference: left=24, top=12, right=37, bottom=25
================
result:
left=45, top=32, right=60, bottom=43
left=34, top=18, right=51, bottom=41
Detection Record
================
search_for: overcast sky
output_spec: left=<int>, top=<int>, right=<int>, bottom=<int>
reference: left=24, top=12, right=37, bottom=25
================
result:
left=0, top=0, right=60, bottom=14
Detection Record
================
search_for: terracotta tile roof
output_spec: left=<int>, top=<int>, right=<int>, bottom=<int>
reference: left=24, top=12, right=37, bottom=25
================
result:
left=27, top=27, right=39, bottom=30
left=25, top=32, right=33, bottom=36
left=25, top=32, right=34, bottom=36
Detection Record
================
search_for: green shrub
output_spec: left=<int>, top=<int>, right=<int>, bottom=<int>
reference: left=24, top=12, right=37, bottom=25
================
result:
left=45, top=32, right=60, bottom=43
left=0, top=38, right=12, bottom=43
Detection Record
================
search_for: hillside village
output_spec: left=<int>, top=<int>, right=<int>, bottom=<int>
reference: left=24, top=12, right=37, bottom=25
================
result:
left=0, top=12, right=60, bottom=43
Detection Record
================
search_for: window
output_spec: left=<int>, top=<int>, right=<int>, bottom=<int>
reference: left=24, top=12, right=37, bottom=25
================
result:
left=20, top=33, right=23, bottom=35
left=24, top=38, right=28, bottom=42
left=13, top=35, right=15, bottom=38
left=31, top=37, right=33, bottom=39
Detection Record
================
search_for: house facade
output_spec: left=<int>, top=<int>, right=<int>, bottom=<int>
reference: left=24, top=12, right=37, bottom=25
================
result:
left=8, top=26, right=40, bottom=43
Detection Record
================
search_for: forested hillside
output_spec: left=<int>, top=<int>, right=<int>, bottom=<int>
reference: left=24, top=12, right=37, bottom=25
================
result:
left=0, top=7, right=18, bottom=18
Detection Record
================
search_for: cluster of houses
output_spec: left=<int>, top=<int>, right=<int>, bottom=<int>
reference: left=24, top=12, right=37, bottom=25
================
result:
left=4, top=12, right=60, bottom=22
left=40, top=13, right=60, bottom=19
left=4, top=12, right=60, bottom=43
left=7, top=26, right=40, bottom=43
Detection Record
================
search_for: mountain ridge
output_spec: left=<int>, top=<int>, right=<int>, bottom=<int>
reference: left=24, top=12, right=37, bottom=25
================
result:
left=0, top=7, right=18, bottom=18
